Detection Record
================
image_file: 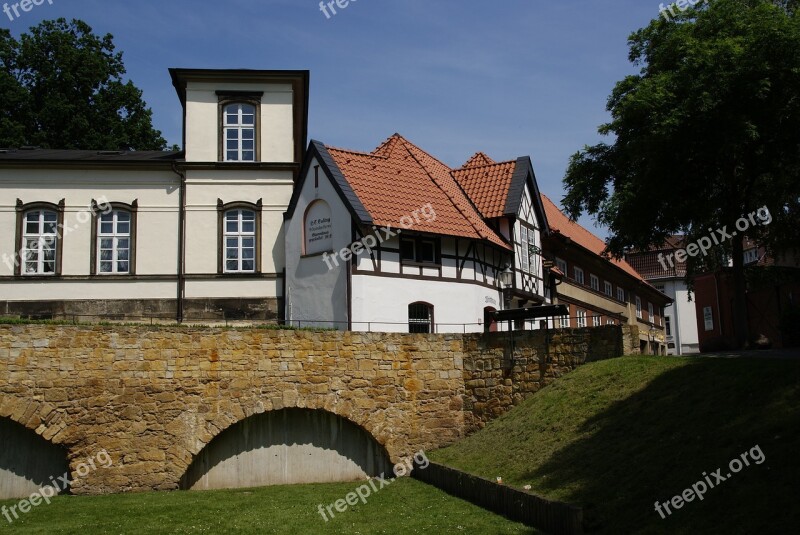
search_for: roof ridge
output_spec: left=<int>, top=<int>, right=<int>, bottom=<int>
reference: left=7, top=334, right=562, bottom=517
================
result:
left=400, top=142, right=504, bottom=246
left=454, top=159, right=517, bottom=172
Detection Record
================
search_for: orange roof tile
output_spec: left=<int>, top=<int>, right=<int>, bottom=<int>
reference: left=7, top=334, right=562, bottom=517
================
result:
left=452, top=160, right=517, bottom=219
left=325, top=135, right=510, bottom=249
left=462, top=152, right=496, bottom=168
left=540, top=194, right=650, bottom=284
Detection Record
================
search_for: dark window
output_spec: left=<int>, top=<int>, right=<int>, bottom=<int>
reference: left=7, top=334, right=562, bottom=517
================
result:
left=409, top=302, right=433, bottom=333
left=401, top=237, right=439, bottom=265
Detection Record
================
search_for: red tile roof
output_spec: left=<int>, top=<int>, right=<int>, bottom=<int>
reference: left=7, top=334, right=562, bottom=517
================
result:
left=452, top=160, right=517, bottom=219
left=541, top=194, right=652, bottom=284
left=325, top=134, right=510, bottom=249
left=462, top=152, right=496, bottom=168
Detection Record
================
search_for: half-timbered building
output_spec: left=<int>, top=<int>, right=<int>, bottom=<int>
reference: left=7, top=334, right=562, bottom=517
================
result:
left=283, top=134, right=551, bottom=333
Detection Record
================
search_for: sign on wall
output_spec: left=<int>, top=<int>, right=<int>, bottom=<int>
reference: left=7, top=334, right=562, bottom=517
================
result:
left=305, top=200, right=333, bottom=255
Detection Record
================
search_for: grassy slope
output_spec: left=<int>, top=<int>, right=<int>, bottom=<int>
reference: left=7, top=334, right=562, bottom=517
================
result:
left=0, top=478, right=537, bottom=535
left=433, top=356, right=800, bottom=534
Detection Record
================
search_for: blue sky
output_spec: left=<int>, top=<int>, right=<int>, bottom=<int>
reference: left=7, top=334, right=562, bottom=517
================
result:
left=3, top=0, right=662, bottom=234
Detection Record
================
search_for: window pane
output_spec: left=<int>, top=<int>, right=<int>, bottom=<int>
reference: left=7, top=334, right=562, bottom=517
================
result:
left=26, top=220, right=39, bottom=234
left=43, top=262, right=55, bottom=273
left=242, top=248, right=254, bottom=260
left=242, top=260, right=255, bottom=271
left=242, top=151, right=255, bottom=161
left=117, top=222, right=130, bottom=234
left=242, top=140, right=254, bottom=151
left=117, top=262, right=129, bottom=273
left=242, top=129, right=254, bottom=140
left=118, top=238, right=130, bottom=250
left=101, top=222, right=114, bottom=234
left=242, top=237, right=255, bottom=249
left=242, top=114, right=255, bottom=126
left=117, top=212, right=130, bottom=222
left=25, top=262, right=37, bottom=273
left=43, top=248, right=55, bottom=262
left=100, top=213, right=114, bottom=223
left=227, top=151, right=238, bottom=161
left=227, top=140, right=239, bottom=150
left=100, top=261, right=112, bottom=273
left=241, top=211, right=255, bottom=221
left=227, top=129, right=238, bottom=140
left=242, top=221, right=255, bottom=233
left=100, top=249, right=113, bottom=261
left=226, top=260, right=238, bottom=271
left=420, top=242, right=435, bottom=262
left=226, top=237, right=238, bottom=249
left=100, top=238, right=113, bottom=249
left=401, top=240, right=415, bottom=261
left=117, top=249, right=129, bottom=261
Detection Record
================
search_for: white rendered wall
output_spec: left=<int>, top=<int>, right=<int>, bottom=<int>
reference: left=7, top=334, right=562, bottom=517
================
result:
left=284, top=158, right=351, bottom=328
left=184, top=82, right=295, bottom=163
left=663, top=279, right=700, bottom=355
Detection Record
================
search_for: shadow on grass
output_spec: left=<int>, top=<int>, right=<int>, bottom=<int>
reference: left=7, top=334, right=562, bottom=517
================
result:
left=523, top=358, right=800, bottom=534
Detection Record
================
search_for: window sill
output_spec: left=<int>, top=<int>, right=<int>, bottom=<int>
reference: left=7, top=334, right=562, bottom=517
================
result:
left=302, top=251, right=334, bottom=259
left=402, top=261, right=441, bottom=268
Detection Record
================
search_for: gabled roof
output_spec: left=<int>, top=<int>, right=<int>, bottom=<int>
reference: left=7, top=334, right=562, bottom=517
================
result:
left=326, top=134, right=509, bottom=248
left=541, top=194, right=652, bottom=285
left=462, top=152, right=496, bottom=168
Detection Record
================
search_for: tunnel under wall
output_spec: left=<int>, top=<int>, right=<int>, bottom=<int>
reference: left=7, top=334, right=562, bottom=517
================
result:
left=180, top=408, right=392, bottom=491
left=0, top=418, right=70, bottom=500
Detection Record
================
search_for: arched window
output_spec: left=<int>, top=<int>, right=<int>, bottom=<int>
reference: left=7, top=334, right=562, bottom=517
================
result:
left=223, top=103, right=256, bottom=162
left=22, top=209, right=59, bottom=275
left=15, top=199, right=64, bottom=277
left=409, top=302, right=434, bottom=334
left=304, top=200, right=333, bottom=255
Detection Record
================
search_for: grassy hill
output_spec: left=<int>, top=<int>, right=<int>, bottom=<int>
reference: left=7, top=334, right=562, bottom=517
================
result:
left=432, top=355, right=800, bottom=534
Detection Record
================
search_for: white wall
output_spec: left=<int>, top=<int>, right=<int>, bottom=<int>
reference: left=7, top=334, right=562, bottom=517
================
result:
left=663, top=279, right=700, bottom=354
left=184, top=82, right=295, bottom=163
left=284, top=158, right=351, bottom=328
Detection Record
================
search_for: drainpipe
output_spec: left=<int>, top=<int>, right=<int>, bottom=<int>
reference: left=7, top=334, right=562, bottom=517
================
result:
left=172, top=162, right=187, bottom=323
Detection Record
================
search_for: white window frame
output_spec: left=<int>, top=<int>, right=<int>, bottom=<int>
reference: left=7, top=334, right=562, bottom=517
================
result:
left=648, top=302, right=655, bottom=323
left=223, top=103, right=256, bottom=162
left=520, top=226, right=530, bottom=273
left=606, top=318, right=615, bottom=326
left=635, top=296, right=642, bottom=319
left=617, top=287, right=625, bottom=303
left=592, top=314, right=601, bottom=327
left=590, top=274, right=600, bottom=292
left=665, top=316, right=672, bottom=336
left=556, top=257, right=567, bottom=275
left=559, top=314, right=570, bottom=329
left=744, top=248, right=758, bottom=264
left=22, top=210, right=58, bottom=275
left=574, top=266, right=585, bottom=285
left=224, top=209, right=257, bottom=273
left=577, top=309, right=587, bottom=328
left=97, top=210, right=132, bottom=274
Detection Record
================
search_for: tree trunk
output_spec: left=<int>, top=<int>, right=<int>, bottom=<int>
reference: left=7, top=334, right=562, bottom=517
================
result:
left=731, top=234, right=749, bottom=348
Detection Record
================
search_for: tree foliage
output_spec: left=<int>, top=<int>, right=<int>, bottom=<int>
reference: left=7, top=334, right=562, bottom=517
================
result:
left=562, top=0, right=800, bottom=346
left=0, top=19, right=168, bottom=151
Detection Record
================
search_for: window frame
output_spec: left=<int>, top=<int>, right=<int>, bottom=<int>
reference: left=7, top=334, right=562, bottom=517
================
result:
left=90, top=200, right=137, bottom=276
left=555, top=257, right=567, bottom=276
left=573, top=266, right=585, bottom=285
left=590, top=274, right=600, bottom=292
left=665, top=316, right=672, bottom=336
left=635, top=296, right=643, bottom=319
left=408, top=302, right=434, bottom=334
left=592, top=314, right=601, bottom=327
left=604, top=281, right=613, bottom=297
left=559, top=314, right=570, bottom=329
left=14, top=199, right=64, bottom=277
left=576, top=309, right=587, bottom=328
left=217, top=199, right=263, bottom=275
left=617, top=287, right=626, bottom=303
left=217, top=92, right=263, bottom=163
left=648, top=302, right=655, bottom=324
left=401, top=236, right=440, bottom=266
left=519, top=225, right=530, bottom=273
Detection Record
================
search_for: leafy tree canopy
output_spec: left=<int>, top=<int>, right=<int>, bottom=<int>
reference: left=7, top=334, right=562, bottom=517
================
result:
left=563, top=0, right=800, bottom=261
left=0, top=18, right=169, bottom=151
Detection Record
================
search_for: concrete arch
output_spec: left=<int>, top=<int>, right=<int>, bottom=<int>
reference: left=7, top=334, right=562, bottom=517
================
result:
left=0, top=417, right=71, bottom=500
left=179, top=407, right=392, bottom=491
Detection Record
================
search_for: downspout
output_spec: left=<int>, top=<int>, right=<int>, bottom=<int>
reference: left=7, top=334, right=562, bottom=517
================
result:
left=172, top=161, right=187, bottom=323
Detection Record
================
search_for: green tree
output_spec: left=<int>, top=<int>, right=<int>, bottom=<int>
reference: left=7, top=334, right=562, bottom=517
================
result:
left=0, top=18, right=168, bottom=151
left=563, top=0, right=800, bottom=348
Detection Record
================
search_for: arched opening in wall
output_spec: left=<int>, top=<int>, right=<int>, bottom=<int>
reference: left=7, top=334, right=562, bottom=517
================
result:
left=0, top=418, right=70, bottom=500
left=484, top=306, right=498, bottom=333
left=180, top=408, right=391, bottom=491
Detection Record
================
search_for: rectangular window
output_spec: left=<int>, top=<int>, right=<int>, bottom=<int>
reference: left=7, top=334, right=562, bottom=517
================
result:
left=590, top=274, right=600, bottom=292
left=648, top=302, right=654, bottom=323
left=224, top=209, right=257, bottom=273
left=592, top=314, right=601, bottom=327
left=556, top=257, right=567, bottom=275
left=606, top=318, right=615, bottom=326
left=22, top=210, right=58, bottom=275
left=224, top=103, right=257, bottom=162
left=665, top=316, right=672, bottom=336
left=703, top=307, right=714, bottom=331
left=604, top=281, right=613, bottom=297
left=744, top=248, right=758, bottom=264
left=574, top=266, right=584, bottom=285
left=635, top=296, right=642, bottom=319
left=409, top=303, right=433, bottom=334
left=401, top=237, right=439, bottom=265
left=617, top=287, right=626, bottom=303
left=520, top=226, right=530, bottom=273
left=577, top=309, right=587, bottom=328
left=560, top=315, right=570, bottom=329
left=97, top=210, right=131, bottom=274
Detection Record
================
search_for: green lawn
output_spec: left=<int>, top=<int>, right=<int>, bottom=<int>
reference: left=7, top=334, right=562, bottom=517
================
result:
left=0, top=478, right=536, bottom=534
left=433, top=355, right=800, bottom=534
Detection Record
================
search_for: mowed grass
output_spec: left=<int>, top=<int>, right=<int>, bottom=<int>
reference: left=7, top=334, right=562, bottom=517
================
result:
left=0, top=478, right=537, bottom=534
left=433, top=355, right=800, bottom=534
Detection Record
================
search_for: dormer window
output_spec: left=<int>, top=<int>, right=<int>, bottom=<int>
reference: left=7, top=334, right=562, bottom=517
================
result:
left=217, top=91, right=263, bottom=163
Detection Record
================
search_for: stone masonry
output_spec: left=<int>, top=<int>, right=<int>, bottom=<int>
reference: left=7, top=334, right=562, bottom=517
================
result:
left=0, top=324, right=634, bottom=494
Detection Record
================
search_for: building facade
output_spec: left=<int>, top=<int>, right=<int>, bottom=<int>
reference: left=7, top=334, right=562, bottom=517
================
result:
left=0, top=69, right=309, bottom=321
